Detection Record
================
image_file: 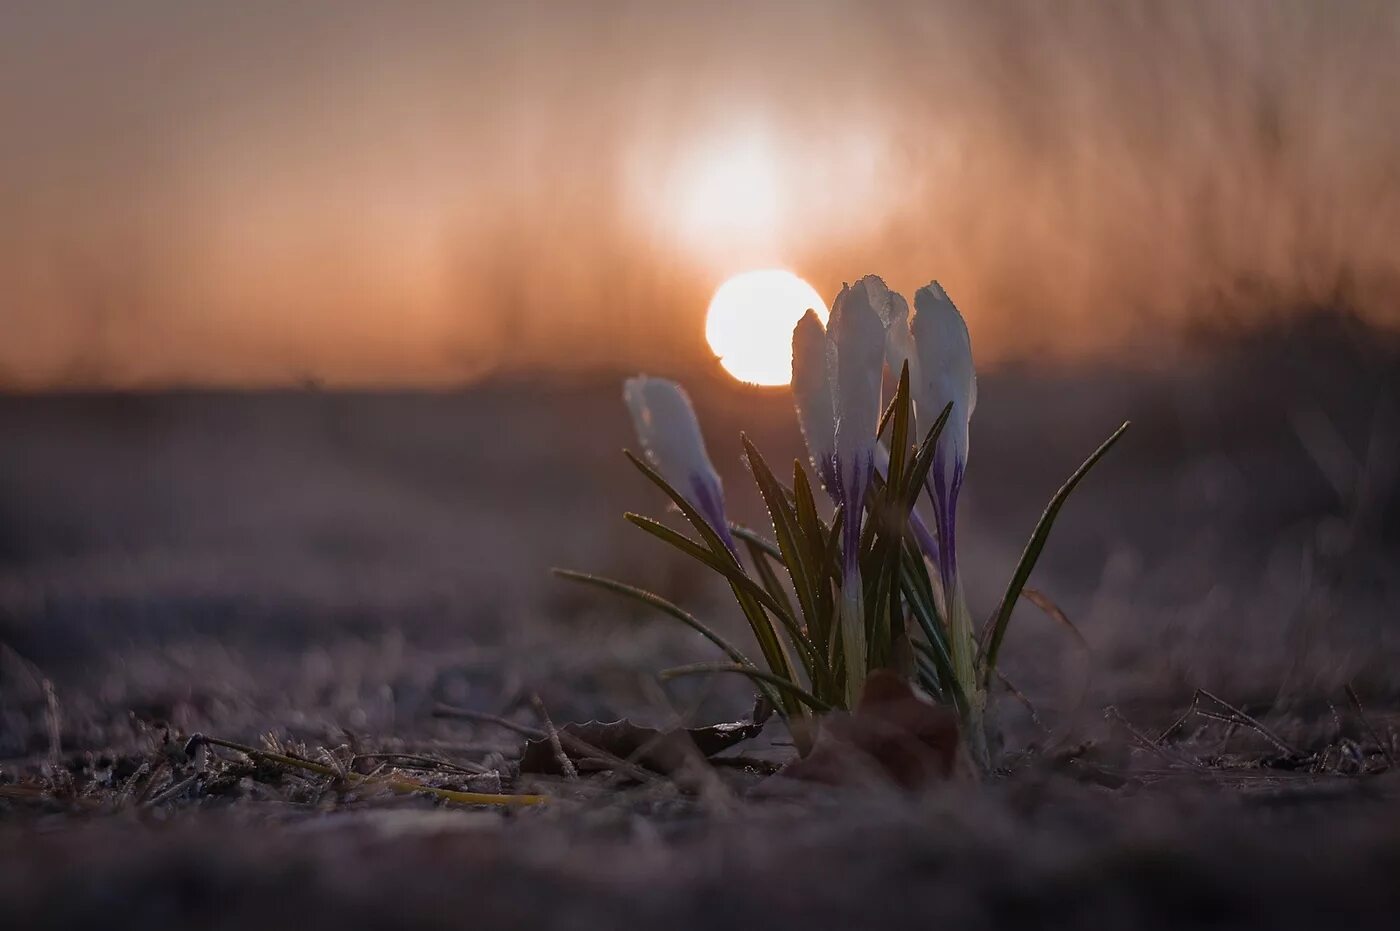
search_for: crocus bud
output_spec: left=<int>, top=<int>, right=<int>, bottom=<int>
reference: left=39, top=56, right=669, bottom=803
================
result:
left=791, top=308, right=837, bottom=492
left=830, top=276, right=890, bottom=510
left=911, top=281, right=976, bottom=486
left=828, top=276, right=893, bottom=705
left=624, top=375, right=734, bottom=551
left=879, top=289, right=917, bottom=393
left=909, top=281, right=980, bottom=734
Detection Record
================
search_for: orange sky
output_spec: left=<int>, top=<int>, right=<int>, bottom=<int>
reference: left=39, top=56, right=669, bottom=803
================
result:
left=3, top=1, right=1399, bottom=389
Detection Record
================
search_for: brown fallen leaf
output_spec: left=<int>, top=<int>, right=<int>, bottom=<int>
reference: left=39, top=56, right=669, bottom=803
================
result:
left=777, top=671, right=966, bottom=790
left=520, top=718, right=765, bottom=776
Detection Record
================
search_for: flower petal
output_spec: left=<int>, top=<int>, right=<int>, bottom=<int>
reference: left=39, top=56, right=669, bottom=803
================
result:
left=830, top=276, right=891, bottom=498
left=911, top=281, right=976, bottom=480
left=791, top=309, right=837, bottom=491
left=879, top=289, right=917, bottom=388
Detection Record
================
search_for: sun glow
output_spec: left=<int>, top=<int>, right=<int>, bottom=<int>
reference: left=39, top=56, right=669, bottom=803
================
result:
left=705, top=269, right=828, bottom=386
left=674, top=133, right=780, bottom=255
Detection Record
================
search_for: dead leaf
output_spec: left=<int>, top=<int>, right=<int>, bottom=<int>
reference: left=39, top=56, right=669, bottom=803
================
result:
left=520, top=718, right=765, bottom=776
left=777, top=671, right=965, bottom=790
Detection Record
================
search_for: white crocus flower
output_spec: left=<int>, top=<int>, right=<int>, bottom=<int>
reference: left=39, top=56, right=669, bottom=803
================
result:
left=878, top=288, right=916, bottom=388
left=801, top=298, right=943, bottom=567
left=911, top=281, right=977, bottom=496
left=791, top=308, right=837, bottom=492
left=830, top=277, right=889, bottom=531
left=624, top=375, right=736, bottom=554
left=816, top=276, right=895, bottom=704
left=908, top=280, right=979, bottom=709
left=869, top=285, right=945, bottom=567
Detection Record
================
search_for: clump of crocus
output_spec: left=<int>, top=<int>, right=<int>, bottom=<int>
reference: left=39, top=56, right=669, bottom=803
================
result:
left=559, top=276, right=1128, bottom=770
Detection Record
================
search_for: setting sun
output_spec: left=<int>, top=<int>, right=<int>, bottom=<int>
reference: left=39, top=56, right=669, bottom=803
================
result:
left=704, top=269, right=828, bottom=386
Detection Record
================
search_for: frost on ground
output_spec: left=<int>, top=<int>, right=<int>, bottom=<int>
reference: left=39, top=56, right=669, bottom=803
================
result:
left=1, top=313, right=1398, bottom=928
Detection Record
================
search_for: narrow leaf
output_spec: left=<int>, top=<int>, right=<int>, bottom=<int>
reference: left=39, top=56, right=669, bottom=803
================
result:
left=552, top=569, right=752, bottom=667
left=791, top=462, right=832, bottom=652
left=625, top=513, right=794, bottom=624
left=742, top=536, right=797, bottom=624
left=742, top=435, right=822, bottom=643
left=732, top=525, right=782, bottom=561
left=660, top=663, right=833, bottom=713
left=979, top=421, right=1130, bottom=686
left=876, top=390, right=900, bottom=440
left=625, top=450, right=737, bottom=565
left=887, top=362, right=913, bottom=492
left=625, top=450, right=799, bottom=703
left=905, top=402, right=952, bottom=513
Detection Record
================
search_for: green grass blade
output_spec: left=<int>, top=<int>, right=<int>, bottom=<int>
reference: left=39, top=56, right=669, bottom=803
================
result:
left=660, top=663, right=833, bottom=713
left=732, top=587, right=804, bottom=716
left=625, top=513, right=794, bottom=623
left=551, top=569, right=753, bottom=667
left=739, top=536, right=825, bottom=685
left=912, top=647, right=946, bottom=702
left=900, top=563, right=962, bottom=709
left=896, top=539, right=964, bottom=712
left=861, top=539, right=897, bottom=669
left=732, top=525, right=782, bottom=561
left=887, top=362, right=913, bottom=492
left=979, top=421, right=1130, bottom=687
left=876, top=390, right=900, bottom=440
left=791, top=463, right=829, bottom=574
left=742, top=536, right=797, bottom=623
left=791, top=462, right=832, bottom=652
left=625, top=450, right=737, bottom=565
left=904, top=402, right=952, bottom=512
left=822, top=508, right=844, bottom=582
left=624, top=451, right=799, bottom=707
left=554, top=568, right=790, bottom=713
left=742, top=435, right=822, bottom=640
left=901, top=539, right=939, bottom=616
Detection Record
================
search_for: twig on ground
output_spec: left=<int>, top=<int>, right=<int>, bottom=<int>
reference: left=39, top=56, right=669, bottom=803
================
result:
left=1345, top=684, right=1395, bottom=768
left=112, top=761, right=152, bottom=809
left=132, top=760, right=169, bottom=806
left=145, top=774, right=199, bottom=807
left=530, top=696, right=579, bottom=781
left=1105, top=706, right=1201, bottom=768
left=1214, top=722, right=1240, bottom=755
left=433, top=704, right=660, bottom=784
left=188, top=734, right=545, bottom=807
left=42, top=678, right=61, bottom=764
left=996, top=670, right=1047, bottom=734
left=1158, top=689, right=1299, bottom=759
left=351, top=753, right=488, bottom=776
left=1195, top=690, right=1299, bottom=757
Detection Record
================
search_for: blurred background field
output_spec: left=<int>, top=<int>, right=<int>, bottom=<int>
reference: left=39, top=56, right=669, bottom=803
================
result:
left=2, top=310, right=1396, bottom=760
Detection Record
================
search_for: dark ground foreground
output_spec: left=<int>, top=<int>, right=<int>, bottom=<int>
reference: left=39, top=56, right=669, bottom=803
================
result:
left=2, top=313, right=1399, bottom=929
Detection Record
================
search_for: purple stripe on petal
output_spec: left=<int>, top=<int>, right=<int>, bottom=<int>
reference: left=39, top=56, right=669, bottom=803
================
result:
left=689, top=473, right=738, bottom=557
left=927, top=450, right=966, bottom=595
left=910, top=511, right=941, bottom=566
left=874, top=444, right=940, bottom=564
left=838, top=449, right=874, bottom=577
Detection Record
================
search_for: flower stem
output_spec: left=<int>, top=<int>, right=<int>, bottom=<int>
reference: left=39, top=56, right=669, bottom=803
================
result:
left=840, top=567, right=867, bottom=708
left=946, top=579, right=990, bottom=769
